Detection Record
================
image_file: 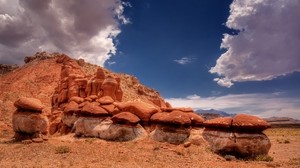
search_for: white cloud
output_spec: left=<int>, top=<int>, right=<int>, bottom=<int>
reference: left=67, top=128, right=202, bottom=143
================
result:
left=210, top=0, right=300, bottom=87
left=174, top=57, right=195, bottom=65
left=166, top=93, right=300, bottom=120
left=0, top=0, right=129, bottom=66
left=107, top=61, right=116, bottom=66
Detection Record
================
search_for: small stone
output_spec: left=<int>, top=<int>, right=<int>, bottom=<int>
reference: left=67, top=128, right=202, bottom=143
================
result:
left=32, top=138, right=44, bottom=143
left=183, top=141, right=191, bottom=148
left=22, top=139, right=32, bottom=144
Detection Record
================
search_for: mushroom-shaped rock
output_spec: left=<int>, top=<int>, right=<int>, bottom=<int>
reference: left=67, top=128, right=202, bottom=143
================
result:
left=114, top=101, right=159, bottom=122
left=232, top=114, right=270, bottom=131
left=63, top=101, right=79, bottom=114
left=111, top=112, right=140, bottom=125
left=203, top=117, right=232, bottom=128
left=14, top=97, right=44, bottom=112
left=80, top=102, right=109, bottom=117
left=187, top=113, right=205, bottom=126
left=98, top=96, right=114, bottom=105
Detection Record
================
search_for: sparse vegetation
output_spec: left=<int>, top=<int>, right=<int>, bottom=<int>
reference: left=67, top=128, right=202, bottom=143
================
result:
left=55, top=145, right=71, bottom=154
left=276, top=138, right=291, bottom=144
left=253, top=155, right=274, bottom=162
left=289, top=157, right=300, bottom=166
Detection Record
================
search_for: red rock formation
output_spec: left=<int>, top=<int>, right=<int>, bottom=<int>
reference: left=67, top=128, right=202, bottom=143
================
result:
left=111, top=112, right=141, bottom=125
left=232, top=114, right=270, bottom=131
left=114, top=101, right=159, bottom=123
left=14, top=97, right=45, bottom=112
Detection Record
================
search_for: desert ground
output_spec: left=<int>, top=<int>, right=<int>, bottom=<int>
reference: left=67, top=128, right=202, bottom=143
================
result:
left=0, top=127, right=299, bottom=168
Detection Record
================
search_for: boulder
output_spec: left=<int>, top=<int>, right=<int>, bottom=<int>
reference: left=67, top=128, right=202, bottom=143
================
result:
left=232, top=114, right=270, bottom=131
left=14, top=97, right=44, bottom=112
left=111, top=112, right=140, bottom=125
left=101, top=104, right=116, bottom=114
left=150, top=124, right=190, bottom=144
left=187, top=113, right=205, bottom=126
left=80, top=102, right=109, bottom=117
left=98, top=96, right=114, bottom=105
left=74, top=117, right=147, bottom=141
left=114, top=101, right=159, bottom=122
left=12, top=111, right=49, bottom=136
left=69, top=96, right=84, bottom=104
left=203, top=117, right=232, bottom=128
left=63, top=101, right=79, bottom=114
left=202, top=129, right=235, bottom=155
left=203, top=129, right=271, bottom=157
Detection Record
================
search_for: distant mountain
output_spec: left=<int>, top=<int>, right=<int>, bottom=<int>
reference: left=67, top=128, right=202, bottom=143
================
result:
left=196, top=109, right=235, bottom=120
left=264, top=117, right=300, bottom=128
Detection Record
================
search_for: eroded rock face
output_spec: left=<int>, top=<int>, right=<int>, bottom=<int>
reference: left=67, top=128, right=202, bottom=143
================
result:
left=150, top=124, right=190, bottom=144
left=12, top=111, right=49, bottom=135
left=74, top=117, right=147, bottom=141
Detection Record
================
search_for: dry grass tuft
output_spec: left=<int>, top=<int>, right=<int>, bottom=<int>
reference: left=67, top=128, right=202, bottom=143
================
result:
left=55, top=145, right=71, bottom=154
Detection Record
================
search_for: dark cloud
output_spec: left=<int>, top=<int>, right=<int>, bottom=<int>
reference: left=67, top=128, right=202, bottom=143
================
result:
left=0, top=0, right=129, bottom=65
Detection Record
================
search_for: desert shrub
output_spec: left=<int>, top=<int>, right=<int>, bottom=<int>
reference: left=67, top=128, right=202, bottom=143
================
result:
left=254, top=155, right=274, bottom=162
left=277, top=138, right=291, bottom=144
left=55, top=145, right=71, bottom=154
left=289, top=157, right=300, bottom=166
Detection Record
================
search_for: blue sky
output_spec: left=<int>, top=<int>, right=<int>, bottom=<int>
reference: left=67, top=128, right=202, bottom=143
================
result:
left=105, top=0, right=300, bottom=119
left=0, top=0, right=299, bottom=119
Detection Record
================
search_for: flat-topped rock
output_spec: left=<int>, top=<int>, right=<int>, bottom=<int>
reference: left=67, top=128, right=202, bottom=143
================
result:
left=187, top=113, right=205, bottom=126
left=203, top=117, right=232, bottom=128
left=150, top=111, right=191, bottom=126
left=232, top=114, right=270, bottom=131
left=14, top=97, right=45, bottom=112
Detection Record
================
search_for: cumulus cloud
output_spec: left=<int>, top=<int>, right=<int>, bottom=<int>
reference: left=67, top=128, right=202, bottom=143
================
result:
left=0, top=0, right=129, bottom=65
left=210, top=0, right=300, bottom=87
left=166, top=93, right=300, bottom=119
left=174, top=56, right=195, bottom=65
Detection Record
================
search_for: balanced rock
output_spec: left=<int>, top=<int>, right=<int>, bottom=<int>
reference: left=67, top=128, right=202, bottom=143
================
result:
left=203, top=114, right=271, bottom=158
left=14, top=97, right=45, bottom=112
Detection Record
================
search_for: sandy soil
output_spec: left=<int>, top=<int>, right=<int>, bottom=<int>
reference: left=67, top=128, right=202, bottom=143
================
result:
left=0, top=128, right=299, bottom=168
